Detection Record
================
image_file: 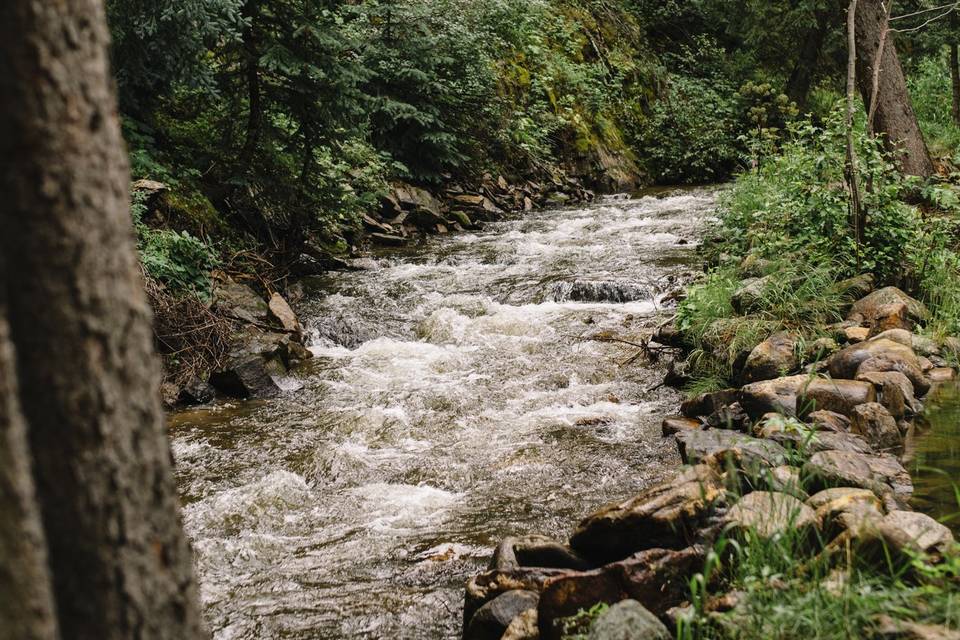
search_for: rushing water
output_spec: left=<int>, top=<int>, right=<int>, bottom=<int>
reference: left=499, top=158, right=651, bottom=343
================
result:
left=169, top=188, right=715, bottom=639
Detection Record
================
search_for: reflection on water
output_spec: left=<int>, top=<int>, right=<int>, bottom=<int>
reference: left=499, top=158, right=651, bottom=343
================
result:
left=169, top=189, right=716, bottom=639
left=911, top=381, right=960, bottom=531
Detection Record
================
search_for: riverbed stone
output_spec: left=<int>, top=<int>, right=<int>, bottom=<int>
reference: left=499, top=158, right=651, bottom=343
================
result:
left=797, top=378, right=876, bottom=417
left=768, top=430, right=874, bottom=456
left=537, top=547, right=704, bottom=640
left=807, top=488, right=884, bottom=537
left=569, top=465, right=723, bottom=563
left=848, top=287, right=929, bottom=325
left=662, top=416, right=701, bottom=436
left=675, top=429, right=788, bottom=472
left=929, top=367, right=957, bottom=383
left=705, top=402, right=751, bottom=432
left=808, top=410, right=852, bottom=433
left=738, top=375, right=874, bottom=419
left=725, top=491, right=818, bottom=539
left=801, top=450, right=913, bottom=500
left=268, top=292, right=300, bottom=333
left=213, top=276, right=270, bottom=325
left=866, top=302, right=912, bottom=337
left=849, top=403, right=901, bottom=450
left=740, top=333, right=798, bottom=383
left=844, top=326, right=871, bottom=343
left=587, top=600, right=671, bottom=640
left=856, top=371, right=915, bottom=419
left=764, top=465, right=807, bottom=499
left=805, top=337, right=840, bottom=363
left=177, top=376, right=216, bottom=405
left=501, top=609, right=538, bottom=640
left=464, top=590, right=539, bottom=640
left=680, top=389, right=739, bottom=419
left=829, top=338, right=921, bottom=381
left=464, top=567, right=573, bottom=627
left=209, top=355, right=281, bottom=399
left=491, top=535, right=592, bottom=572
left=874, top=510, right=956, bottom=557
left=731, top=276, right=770, bottom=314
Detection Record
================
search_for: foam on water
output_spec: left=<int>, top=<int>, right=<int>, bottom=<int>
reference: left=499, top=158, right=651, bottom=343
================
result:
left=171, top=187, right=718, bottom=639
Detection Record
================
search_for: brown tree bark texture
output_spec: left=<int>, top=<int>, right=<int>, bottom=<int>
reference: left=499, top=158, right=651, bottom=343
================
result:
left=854, top=0, right=935, bottom=177
left=0, top=293, right=58, bottom=640
left=0, top=1, right=207, bottom=639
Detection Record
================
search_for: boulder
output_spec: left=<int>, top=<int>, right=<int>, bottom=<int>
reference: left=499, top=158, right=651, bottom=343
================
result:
left=588, top=600, right=671, bottom=640
left=731, top=276, right=770, bottom=314
left=705, top=402, right=752, bottom=432
left=369, top=232, right=407, bottom=246
left=740, top=333, right=798, bottom=383
left=537, top=547, right=704, bottom=640
left=464, top=568, right=573, bottom=627
left=805, top=337, right=840, bottom=363
left=448, top=210, right=475, bottom=229
left=768, top=430, right=874, bottom=456
left=675, top=430, right=788, bottom=472
left=569, top=465, right=723, bottom=563
left=739, top=375, right=874, bottom=419
left=491, top=535, right=592, bottom=572
left=848, top=287, right=929, bottom=325
left=209, top=355, right=281, bottom=399
left=874, top=510, right=956, bottom=557
left=808, top=410, right=852, bottom=433
left=849, top=403, right=901, bottom=450
left=764, top=465, right=807, bottom=500
left=661, top=416, right=701, bottom=437
left=856, top=371, right=915, bottom=419
left=680, top=389, right=739, bottom=419
left=464, top=590, right=539, bottom=640
left=869, top=328, right=914, bottom=348
left=801, top=450, right=913, bottom=500
left=929, top=367, right=957, bottom=383
left=177, top=376, right=216, bottom=406
left=268, top=292, right=300, bottom=333
left=844, top=326, right=871, bottom=344
left=725, top=491, right=818, bottom=539
left=829, top=338, right=922, bottom=382
left=856, top=355, right=930, bottom=397
left=834, top=273, right=875, bottom=302
left=807, top=488, right=884, bottom=537
left=213, top=277, right=269, bottom=325
left=866, top=302, right=912, bottom=337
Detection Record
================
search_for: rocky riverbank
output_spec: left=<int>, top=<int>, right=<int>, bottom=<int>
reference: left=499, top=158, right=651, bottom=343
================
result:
left=460, top=278, right=960, bottom=639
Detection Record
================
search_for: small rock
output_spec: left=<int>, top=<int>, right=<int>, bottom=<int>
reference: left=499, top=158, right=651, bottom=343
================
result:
left=845, top=326, right=871, bottom=343
left=588, top=600, right=671, bottom=640
left=731, top=276, right=770, bottom=314
left=705, top=402, right=752, bottom=432
left=807, top=488, right=884, bottom=537
left=501, top=609, right=539, bottom=640
left=873, top=615, right=960, bottom=640
left=929, top=367, right=956, bottom=382
left=725, top=491, right=818, bottom=539
left=209, top=356, right=281, bottom=399
left=178, top=377, right=216, bottom=406
left=764, top=465, right=807, bottom=499
left=808, top=410, right=852, bottom=433
left=369, top=232, right=406, bottom=246
left=680, top=389, right=739, bottom=419
left=805, top=337, right=840, bottom=362
left=875, top=510, right=956, bottom=557
left=465, top=590, right=539, bottom=640
left=676, top=430, right=788, bottom=472
left=856, top=371, right=915, bottom=419
left=849, top=403, right=901, bottom=450
left=464, top=568, right=572, bottom=627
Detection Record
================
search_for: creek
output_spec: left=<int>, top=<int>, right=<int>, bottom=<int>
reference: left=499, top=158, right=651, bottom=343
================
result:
left=169, top=188, right=716, bottom=639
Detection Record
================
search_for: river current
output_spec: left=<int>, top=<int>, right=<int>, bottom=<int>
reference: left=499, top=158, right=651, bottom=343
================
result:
left=170, top=188, right=716, bottom=638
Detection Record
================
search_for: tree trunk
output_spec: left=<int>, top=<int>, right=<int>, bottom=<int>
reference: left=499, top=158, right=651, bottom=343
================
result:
left=239, top=0, right=263, bottom=169
left=0, top=1, right=208, bottom=639
left=853, top=0, right=935, bottom=177
left=0, top=291, right=58, bottom=640
left=786, top=9, right=831, bottom=113
left=952, top=43, right=960, bottom=125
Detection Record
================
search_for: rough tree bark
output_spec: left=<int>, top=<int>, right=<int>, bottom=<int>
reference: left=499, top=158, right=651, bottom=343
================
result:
left=853, top=0, right=935, bottom=177
left=0, top=1, right=208, bottom=639
left=0, top=289, right=58, bottom=640
left=951, top=14, right=960, bottom=125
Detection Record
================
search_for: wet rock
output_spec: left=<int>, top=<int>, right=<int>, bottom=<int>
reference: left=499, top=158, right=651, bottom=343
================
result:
left=177, top=377, right=216, bottom=406
left=465, top=590, right=539, bottom=640
left=537, top=547, right=704, bottom=640
left=725, top=491, right=818, bottom=539
left=369, top=232, right=406, bottom=246
left=501, top=609, right=538, bottom=640
left=448, top=210, right=475, bottom=229
left=866, top=302, right=912, bottom=337
left=680, top=389, right=739, bottom=419
left=739, top=375, right=874, bottom=419
left=675, top=430, right=788, bottom=471
left=570, top=465, right=723, bottom=563
left=740, top=333, right=799, bottom=383
left=802, top=450, right=912, bottom=500
left=705, top=402, right=751, bottom=432
left=588, top=600, right=671, bottom=640
left=808, top=410, right=852, bottom=433
left=652, top=324, right=686, bottom=348
left=829, top=338, right=922, bottom=382
left=464, top=568, right=573, bottom=627
left=491, top=535, right=592, bottom=572
left=856, top=355, right=930, bottom=398
left=848, top=287, right=929, bottom=325
left=551, top=280, right=652, bottom=304
left=209, top=355, right=281, bottom=399
left=662, top=416, right=701, bottom=437
left=849, top=403, right=901, bottom=450
left=268, top=292, right=300, bottom=333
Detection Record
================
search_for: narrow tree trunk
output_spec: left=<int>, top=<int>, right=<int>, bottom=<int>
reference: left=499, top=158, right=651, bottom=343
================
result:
left=951, top=14, right=960, bottom=125
left=854, top=0, right=935, bottom=177
left=239, top=0, right=263, bottom=169
left=786, top=9, right=831, bottom=113
left=0, top=1, right=207, bottom=639
left=846, top=0, right=864, bottom=270
left=0, top=292, right=58, bottom=640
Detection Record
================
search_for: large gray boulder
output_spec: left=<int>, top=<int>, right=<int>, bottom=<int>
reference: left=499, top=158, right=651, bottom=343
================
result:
left=675, top=430, right=788, bottom=472
left=739, top=375, right=874, bottom=419
left=570, top=465, right=723, bottom=563
left=725, top=491, right=818, bottom=540
left=802, top=450, right=913, bottom=500
left=588, top=600, right=671, bottom=640
left=829, top=338, right=929, bottom=395
left=848, top=286, right=928, bottom=325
